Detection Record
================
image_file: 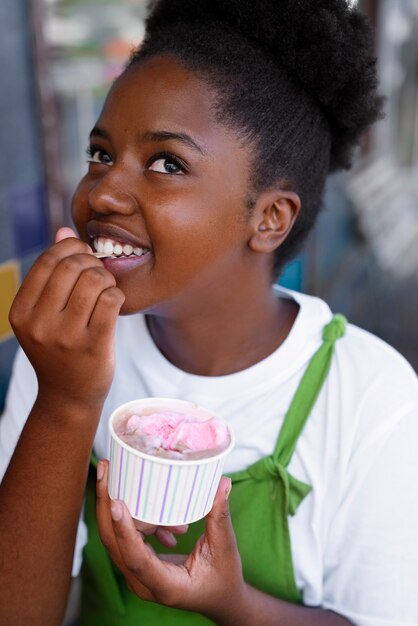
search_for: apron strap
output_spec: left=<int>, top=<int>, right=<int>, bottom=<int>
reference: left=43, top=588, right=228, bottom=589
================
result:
left=273, top=313, right=347, bottom=469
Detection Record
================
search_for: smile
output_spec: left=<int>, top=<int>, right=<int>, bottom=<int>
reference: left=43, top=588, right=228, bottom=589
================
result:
left=93, top=237, right=150, bottom=258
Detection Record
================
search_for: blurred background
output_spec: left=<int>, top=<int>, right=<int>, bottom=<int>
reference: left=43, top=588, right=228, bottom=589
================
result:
left=1, top=0, right=417, bottom=406
left=0, top=1, right=417, bottom=623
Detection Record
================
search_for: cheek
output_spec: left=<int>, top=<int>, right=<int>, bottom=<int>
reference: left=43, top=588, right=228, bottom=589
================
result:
left=152, top=212, right=248, bottom=294
left=71, top=178, right=90, bottom=231
left=147, top=182, right=246, bottom=257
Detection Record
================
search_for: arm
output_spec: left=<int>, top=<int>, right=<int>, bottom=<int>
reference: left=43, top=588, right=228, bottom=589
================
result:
left=0, top=231, right=125, bottom=626
left=232, top=588, right=352, bottom=626
left=0, top=400, right=101, bottom=626
left=96, top=460, right=353, bottom=626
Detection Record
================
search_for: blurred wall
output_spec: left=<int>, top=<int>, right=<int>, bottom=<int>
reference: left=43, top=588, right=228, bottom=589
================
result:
left=303, top=0, right=418, bottom=370
left=0, top=0, right=51, bottom=409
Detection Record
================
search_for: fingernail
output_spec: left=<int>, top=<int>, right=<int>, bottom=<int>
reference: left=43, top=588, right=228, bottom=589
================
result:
left=225, top=479, right=232, bottom=501
left=111, top=501, right=123, bottom=522
left=97, top=461, right=105, bottom=481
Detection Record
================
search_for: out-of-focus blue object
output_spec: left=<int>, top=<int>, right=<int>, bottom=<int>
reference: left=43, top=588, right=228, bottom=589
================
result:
left=277, top=257, right=305, bottom=292
left=10, top=185, right=50, bottom=256
left=0, top=0, right=50, bottom=412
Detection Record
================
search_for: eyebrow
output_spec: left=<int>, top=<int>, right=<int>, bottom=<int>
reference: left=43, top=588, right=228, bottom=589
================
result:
left=142, top=130, right=208, bottom=155
left=89, top=126, right=111, bottom=141
left=89, top=126, right=207, bottom=156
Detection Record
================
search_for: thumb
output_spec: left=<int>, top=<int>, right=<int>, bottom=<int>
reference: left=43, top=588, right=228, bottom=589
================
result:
left=204, top=477, right=235, bottom=552
left=55, top=226, right=78, bottom=243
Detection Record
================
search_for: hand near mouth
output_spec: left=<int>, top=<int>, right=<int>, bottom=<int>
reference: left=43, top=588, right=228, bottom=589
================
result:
left=55, top=227, right=114, bottom=258
left=55, top=226, right=79, bottom=243
left=9, top=226, right=125, bottom=416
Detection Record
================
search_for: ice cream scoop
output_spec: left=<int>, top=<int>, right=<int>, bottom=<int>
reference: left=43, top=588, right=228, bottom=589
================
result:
left=115, top=408, right=230, bottom=459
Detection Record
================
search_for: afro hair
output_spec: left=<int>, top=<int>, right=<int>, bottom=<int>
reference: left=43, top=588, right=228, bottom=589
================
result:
left=128, top=0, right=384, bottom=272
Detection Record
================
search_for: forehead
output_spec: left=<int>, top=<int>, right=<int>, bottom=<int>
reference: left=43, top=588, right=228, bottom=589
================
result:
left=99, top=55, right=222, bottom=146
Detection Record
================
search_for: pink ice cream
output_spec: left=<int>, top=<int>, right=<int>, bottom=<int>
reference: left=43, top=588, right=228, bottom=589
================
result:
left=115, top=408, right=230, bottom=460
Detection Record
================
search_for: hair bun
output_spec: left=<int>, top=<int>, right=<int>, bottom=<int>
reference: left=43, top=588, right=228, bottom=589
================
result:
left=146, top=0, right=383, bottom=169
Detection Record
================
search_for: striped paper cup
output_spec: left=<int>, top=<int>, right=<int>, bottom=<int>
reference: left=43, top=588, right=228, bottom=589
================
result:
left=108, top=398, right=234, bottom=526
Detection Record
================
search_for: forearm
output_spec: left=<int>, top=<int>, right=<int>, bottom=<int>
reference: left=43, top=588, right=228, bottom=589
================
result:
left=0, top=396, right=101, bottom=626
left=212, top=583, right=353, bottom=626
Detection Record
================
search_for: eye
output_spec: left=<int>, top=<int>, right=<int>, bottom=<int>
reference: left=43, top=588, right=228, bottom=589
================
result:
left=147, top=153, right=185, bottom=175
left=86, top=146, right=113, bottom=166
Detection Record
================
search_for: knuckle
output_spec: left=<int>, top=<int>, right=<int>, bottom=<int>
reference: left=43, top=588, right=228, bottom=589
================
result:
left=98, top=286, right=123, bottom=306
left=219, top=508, right=231, bottom=522
left=19, top=318, right=49, bottom=345
left=83, top=266, right=113, bottom=287
left=29, top=327, right=46, bottom=346
left=123, top=555, right=141, bottom=574
left=58, top=255, right=83, bottom=273
left=8, top=307, right=19, bottom=329
left=39, top=248, right=60, bottom=269
left=54, top=332, right=74, bottom=349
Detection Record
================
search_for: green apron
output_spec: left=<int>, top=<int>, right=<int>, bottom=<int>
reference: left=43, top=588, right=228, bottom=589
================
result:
left=80, top=314, right=347, bottom=625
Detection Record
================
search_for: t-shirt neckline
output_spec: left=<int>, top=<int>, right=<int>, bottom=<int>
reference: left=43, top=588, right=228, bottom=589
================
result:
left=134, top=286, right=327, bottom=395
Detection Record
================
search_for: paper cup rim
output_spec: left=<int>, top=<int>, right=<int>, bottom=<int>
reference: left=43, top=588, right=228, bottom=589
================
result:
left=108, top=397, right=235, bottom=466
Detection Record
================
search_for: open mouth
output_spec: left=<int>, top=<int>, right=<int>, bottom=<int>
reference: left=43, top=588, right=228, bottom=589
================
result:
left=92, top=236, right=150, bottom=259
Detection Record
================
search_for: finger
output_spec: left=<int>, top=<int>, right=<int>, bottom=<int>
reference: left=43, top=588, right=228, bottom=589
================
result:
left=35, top=256, right=113, bottom=321
left=10, top=239, right=92, bottom=316
left=96, top=462, right=155, bottom=601
left=154, top=523, right=190, bottom=547
left=159, top=553, right=187, bottom=565
left=96, top=460, right=126, bottom=572
left=155, top=527, right=178, bottom=548
left=62, top=268, right=118, bottom=329
left=132, top=522, right=188, bottom=540
left=110, top=499, right=175, bottom=593
left=55, top=226, right=78, bottom=243
left=88, top=286, right=125, bottom=337
left=133, top=519, right=159, bottom=536
left=204, top=477, right=235, bottom=553
left=167, top=524, right=189, bottom=535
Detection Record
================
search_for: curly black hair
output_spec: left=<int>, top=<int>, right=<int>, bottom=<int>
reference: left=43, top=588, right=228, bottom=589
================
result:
left=128, top=0, right=384, bottom=274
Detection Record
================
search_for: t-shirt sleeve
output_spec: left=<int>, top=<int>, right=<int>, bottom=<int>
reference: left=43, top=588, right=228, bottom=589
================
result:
left=321, top=350, right=418, bottom=626
left=0, top=347, right=88, bottom=577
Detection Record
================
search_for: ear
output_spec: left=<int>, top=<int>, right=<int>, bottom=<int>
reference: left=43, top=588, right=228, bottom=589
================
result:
left=248, top=190, right=301, bottom=254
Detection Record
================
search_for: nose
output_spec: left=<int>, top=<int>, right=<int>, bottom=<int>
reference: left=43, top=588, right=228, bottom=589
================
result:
left=87, top=173, right=138, bottom=217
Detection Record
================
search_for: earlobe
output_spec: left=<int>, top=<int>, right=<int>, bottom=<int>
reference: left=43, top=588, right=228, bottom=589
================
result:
left=249, top=190, right=301, bottom=254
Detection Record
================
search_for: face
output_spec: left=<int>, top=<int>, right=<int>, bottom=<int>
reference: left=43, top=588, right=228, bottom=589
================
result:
left=72, top=55, right=257, bottom=316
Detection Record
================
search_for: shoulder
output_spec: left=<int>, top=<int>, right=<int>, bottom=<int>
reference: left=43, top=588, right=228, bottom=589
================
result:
left=324, top=319, right=417, bottom=483
left=284, top=286, right=417, bottom=395
left=335, top=321, right=417, bottom=400
left=285, top=287, right=417, bottom=445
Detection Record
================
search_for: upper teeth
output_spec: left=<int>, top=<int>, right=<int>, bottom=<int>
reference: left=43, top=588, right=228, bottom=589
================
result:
left=93, top=237, right=148, bottom=257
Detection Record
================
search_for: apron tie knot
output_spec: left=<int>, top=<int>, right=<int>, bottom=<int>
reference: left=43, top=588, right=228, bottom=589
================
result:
left=247, top=456, right=312, bottom=515
left=322, top=313, right=347, bottom=343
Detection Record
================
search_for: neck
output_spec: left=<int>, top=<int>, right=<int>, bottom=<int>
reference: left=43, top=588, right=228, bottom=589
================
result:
left=146, top=283, right=298, bottom=377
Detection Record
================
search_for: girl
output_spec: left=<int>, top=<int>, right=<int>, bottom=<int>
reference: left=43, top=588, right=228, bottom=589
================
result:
left=1, top=1, right=417, bottom=625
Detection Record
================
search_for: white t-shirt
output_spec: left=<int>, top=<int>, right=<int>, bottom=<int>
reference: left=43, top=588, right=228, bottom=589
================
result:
left=1, top=287, right=417, bottom=626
